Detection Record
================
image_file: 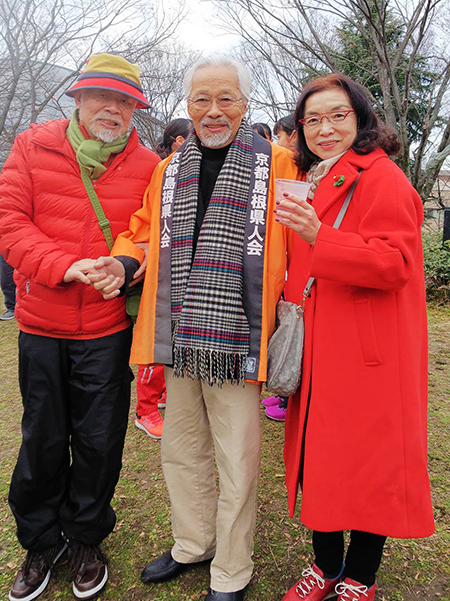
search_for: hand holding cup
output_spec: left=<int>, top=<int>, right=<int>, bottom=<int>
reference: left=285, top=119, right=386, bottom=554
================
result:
left=274, top=179, right=321, bottom=245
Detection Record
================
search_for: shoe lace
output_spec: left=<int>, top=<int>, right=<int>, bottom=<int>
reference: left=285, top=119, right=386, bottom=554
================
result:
left=22, top=550, right=53, bottom=581
left=335, top=581, right=369, bottom=600
left=68, top=544, right=107, bottom=581
left=146, top=411, right=163, bottom=425
left=295, top=565, right=325, bottom=597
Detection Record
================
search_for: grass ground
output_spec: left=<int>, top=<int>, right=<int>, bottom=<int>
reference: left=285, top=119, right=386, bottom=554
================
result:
left=0, top=303, right=449, bottom=601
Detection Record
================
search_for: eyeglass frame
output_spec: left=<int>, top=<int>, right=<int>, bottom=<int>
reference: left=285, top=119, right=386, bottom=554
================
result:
left=298, top=109, right=356, bottom=128
left=187, top=95, right=245, bottom=110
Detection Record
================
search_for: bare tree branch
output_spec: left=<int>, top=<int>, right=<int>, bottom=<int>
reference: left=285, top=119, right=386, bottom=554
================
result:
left=212, top=0, right=450, bottom=201
left=0, top=0, right=187, bottom=160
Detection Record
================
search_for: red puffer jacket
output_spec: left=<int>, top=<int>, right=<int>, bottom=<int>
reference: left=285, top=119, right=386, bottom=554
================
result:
left=0, top=119, right=159, bottom=339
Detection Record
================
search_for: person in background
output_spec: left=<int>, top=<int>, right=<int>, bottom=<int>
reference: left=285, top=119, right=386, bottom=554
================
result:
left=161, top=117, right=193, bottom=154
left=134, top=118, right=192, bottom=440
left=261, top=393, right=288, bottom=421
left=154, top=118, right=192, bottom=161
left=276, top=73, right=434, bottom=601
left=0, top=254, right=16, bottom=320
left=274, top=114, right=297, bottom=153
left=251, top=122, right=272, bottom=141
left=154, top=136, right=168, bottom=159
left=0, top=53, right=160, bottom=601
left=263, top=112, right=300, bottom=422
left=135, top=364, right=166, bottom=439
left=88, top=54, right=298, bottom=601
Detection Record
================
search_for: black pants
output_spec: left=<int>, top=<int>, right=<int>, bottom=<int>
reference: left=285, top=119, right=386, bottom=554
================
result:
left=0, top=254, right=16, bottom=310
left=9, top=328, right=133, bottom=551
left=313, top=530, right=386, bottom=587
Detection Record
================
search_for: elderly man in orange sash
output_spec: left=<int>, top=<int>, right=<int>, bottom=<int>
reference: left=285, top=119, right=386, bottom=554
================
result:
left=90, top=55, right=298, bottom=601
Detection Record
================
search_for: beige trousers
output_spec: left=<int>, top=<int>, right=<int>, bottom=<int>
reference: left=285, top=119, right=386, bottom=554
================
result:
left=161, top=367, right=262, bottom=593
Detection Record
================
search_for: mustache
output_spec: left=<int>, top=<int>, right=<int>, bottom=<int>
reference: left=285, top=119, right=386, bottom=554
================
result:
left=200, top=117, right=231, bottom=127
left=92, top=111, right=124, bottom=127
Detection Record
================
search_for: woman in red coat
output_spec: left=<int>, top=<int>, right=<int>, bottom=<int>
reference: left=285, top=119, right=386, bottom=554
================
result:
left=274, top=74, right=434, bottom=601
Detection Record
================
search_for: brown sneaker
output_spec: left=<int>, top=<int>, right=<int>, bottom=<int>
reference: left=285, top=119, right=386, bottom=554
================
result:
left=69, top=544, right=108, bottom=600
left=9, top=541, right=67, bottom=601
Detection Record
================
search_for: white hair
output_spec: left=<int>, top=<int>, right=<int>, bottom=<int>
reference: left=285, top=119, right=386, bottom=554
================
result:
left=183, top=55, right=251, bottom=101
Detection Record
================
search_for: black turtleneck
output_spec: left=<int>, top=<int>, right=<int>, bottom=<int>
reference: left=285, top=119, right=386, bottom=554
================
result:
left=195, top=142, right=231, bottom=247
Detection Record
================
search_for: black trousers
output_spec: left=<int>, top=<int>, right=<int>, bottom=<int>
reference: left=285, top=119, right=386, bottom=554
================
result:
left=9, top=328, right=133, bottom=551
left=313, top=530, right=386, bottom=587
left=0, top=254, right=16, bottom=311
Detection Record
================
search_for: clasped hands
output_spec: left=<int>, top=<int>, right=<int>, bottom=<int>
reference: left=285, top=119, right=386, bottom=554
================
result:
left=62, top=243, right=148, bottom=300
left=60, top=195, right=320, bottom=298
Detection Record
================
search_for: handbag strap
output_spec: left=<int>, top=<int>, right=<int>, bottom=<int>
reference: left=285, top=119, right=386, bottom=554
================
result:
left=79, top=167, right=114, bottom=251
left=302, top=169, right=363, bottom=302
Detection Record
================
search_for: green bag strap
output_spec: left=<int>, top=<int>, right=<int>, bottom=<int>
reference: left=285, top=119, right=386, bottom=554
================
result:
left=79, top=167, right=114, bottom=251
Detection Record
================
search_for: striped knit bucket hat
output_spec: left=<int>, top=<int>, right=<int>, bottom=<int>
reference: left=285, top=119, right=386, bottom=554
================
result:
left=66, top=53, right=150, bottom=109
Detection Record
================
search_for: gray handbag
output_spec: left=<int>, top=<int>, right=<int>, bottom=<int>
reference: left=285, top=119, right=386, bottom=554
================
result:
left=266, top=172, right=362, bottom=397
left=266, top=298, right=308, bottom=397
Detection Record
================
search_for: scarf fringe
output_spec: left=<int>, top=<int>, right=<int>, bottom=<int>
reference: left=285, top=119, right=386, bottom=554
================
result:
left=173, top=346, right=247, bottom=387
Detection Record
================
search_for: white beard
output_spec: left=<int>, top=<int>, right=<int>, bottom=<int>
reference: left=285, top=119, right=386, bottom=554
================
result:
left=87, top=122, right=128, bottom=143
left=199, top=119, right=233, bottom=148
left=83, top=109, right=127, bottom=143
left=89, top=126, right=123, bottom=143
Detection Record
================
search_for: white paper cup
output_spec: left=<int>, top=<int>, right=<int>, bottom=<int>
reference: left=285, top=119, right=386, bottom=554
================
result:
left=275, top=179, right=311, bottom=203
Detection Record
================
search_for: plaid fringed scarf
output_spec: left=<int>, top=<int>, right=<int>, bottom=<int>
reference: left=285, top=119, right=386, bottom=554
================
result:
left=171, top=122, right=254, bottom=386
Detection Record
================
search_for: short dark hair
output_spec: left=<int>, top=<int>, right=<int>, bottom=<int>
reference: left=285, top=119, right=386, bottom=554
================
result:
left=162, top=118, right=192, bottom=153
left=251, top=122, right=272, bottom=140
left=294, top=73, right=401, bottom=171
left=273, top=114, right=296, bottom=137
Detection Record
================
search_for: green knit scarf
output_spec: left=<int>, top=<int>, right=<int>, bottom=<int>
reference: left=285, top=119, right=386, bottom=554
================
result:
left=66, top=109, right=129, bottom=180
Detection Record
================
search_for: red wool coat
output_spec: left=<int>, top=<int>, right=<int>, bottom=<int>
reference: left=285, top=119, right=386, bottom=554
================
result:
left=0, top=119, right=159, bottom=338
left=283, top=149, right=434, bottom=538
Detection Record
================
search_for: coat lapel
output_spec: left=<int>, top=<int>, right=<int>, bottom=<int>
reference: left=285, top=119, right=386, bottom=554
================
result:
left=312, top=159, right=359, bottom=221
left=312, top=148, right=385, bottom=221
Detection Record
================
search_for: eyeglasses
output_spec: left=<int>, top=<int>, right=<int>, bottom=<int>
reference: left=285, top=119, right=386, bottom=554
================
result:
left=188, top=95, right=244, bottom=110
left=299, top=109, right=355, bottom=128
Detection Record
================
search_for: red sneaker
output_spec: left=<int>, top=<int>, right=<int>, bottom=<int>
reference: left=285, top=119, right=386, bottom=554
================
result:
left=282, top=563, right=340, bottom=600
left=336, top=578, right=376, bottom=600
left=135, top=411, right=164, bottom=439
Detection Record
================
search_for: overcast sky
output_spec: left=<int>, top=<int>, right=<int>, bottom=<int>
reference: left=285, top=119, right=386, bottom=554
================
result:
left=177, top=0, right=237, bottom=52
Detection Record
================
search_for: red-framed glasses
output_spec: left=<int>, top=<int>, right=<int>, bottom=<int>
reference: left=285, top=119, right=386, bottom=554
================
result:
left=299, top=109, right=355, bottom=128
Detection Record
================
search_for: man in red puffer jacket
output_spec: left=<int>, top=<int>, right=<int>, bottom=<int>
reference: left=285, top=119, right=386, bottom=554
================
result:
left=0, top=53, right=159, bottom=601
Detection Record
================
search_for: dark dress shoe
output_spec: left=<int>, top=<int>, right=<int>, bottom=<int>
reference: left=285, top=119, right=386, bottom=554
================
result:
left=205, top=588, right=245, bottom=600
left=141, top=550, right=211, bottom=584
